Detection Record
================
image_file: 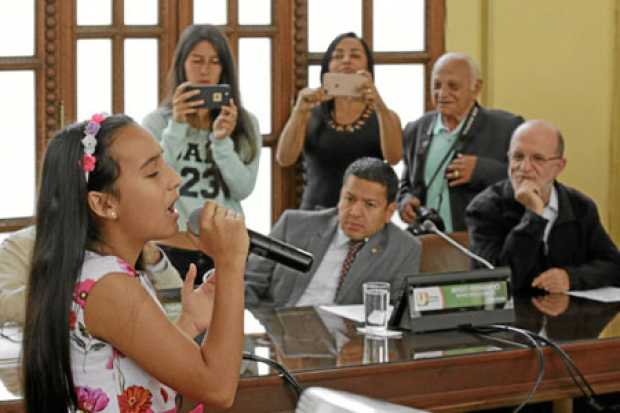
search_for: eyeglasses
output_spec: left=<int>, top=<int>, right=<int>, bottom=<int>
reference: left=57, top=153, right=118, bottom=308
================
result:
left=508, top=152, right=563, bottom=167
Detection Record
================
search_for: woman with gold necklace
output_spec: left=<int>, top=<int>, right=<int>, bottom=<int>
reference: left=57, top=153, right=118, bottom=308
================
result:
left=277, top=32, right=402, bottom=210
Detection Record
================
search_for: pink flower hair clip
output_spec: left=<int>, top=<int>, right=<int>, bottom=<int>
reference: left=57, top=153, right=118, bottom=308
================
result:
left=81, top=113, right=108, bottom=182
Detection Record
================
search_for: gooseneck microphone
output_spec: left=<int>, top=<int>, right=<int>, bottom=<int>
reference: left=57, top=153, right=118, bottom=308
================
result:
left=409, top=206, right=445, bottom=235
left=421, top=220, right=495, bottom=270
left=188, top=208, right=314, bottom=273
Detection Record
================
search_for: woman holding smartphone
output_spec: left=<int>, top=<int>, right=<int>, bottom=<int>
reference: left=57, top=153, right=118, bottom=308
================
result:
left=143, top=24, right=261, bottom=281
left=276, top=32, right=402, bottom=210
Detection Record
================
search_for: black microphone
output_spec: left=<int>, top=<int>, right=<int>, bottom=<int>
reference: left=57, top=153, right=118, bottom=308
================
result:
left=188, top=208, right=314, bottom=273
left=420, top=220, right=495, bottom=269
left=415, top=206, right=445, bottom=231
left=408, top=206, right=445, bottom=236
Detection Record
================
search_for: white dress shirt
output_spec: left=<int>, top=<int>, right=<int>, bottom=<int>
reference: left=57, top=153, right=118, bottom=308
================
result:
left=296, top=228, right=351, bottom=306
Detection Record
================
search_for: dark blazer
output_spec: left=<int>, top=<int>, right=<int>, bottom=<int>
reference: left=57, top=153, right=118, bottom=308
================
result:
left=245, top=208, right=422, bottom=307
left=465, top=180, right=620, bottom=291
left=398, top=104, right=524, bottom=231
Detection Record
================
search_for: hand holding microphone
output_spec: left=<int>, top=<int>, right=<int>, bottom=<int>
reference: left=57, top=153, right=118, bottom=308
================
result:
left=190, top=201, right=250, bottom=264
left=188, top=206, right=314, bottom=273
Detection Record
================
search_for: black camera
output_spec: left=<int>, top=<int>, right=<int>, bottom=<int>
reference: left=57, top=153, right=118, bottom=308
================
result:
left=187, top=84, right=231, bottom=109
left=408, top=206, right=445, bottom=236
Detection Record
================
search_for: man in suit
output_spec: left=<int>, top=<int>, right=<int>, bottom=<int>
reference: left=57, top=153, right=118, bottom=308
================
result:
left=466, top=120, right=620, bottom=292
left=398, top=52, right=524, bottom=232
left=245, top=157, right=421, bottom=307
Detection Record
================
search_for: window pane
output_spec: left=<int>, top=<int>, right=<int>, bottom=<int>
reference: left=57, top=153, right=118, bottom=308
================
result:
left=124, top=39, right=158, bottom=124
left=241, top=147, right=271, bottom=235
left=125, top=0, right=158, bottom=25
left=375, top=64, right=425, bottom=232
left=239, top=0, right=271, bottom=25
left=0, top=0, right=34, bottom=56
left=193, top=0, right=227, bottom=25
left=373, top=0, right=425, bottom=52
left=308, top=0, right=361, bottom=52
left=239, top=38, right=271, bottom=135
left=0, top=71, right=35, bottom=219
left=374, top=64, right=425, bottom=127
left=77, top=0, right=112, bottom=25
left=308, top=65, right=321, bottom=89
left=77, top=39, right=112, bottom=121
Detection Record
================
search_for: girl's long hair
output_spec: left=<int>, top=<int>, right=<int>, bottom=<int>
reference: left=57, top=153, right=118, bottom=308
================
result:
left=22, top=114, right=134, bottom=412
left=318, top=32, right=375, bottom=120
left=161, top=24, right=257, bottom=164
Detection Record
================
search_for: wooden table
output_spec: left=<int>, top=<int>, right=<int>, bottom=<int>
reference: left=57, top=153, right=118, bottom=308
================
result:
left=2, top=295, right=620, bottom=413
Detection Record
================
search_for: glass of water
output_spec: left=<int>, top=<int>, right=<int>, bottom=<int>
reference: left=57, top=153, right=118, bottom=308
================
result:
left=363, top=334, right=390, bottom=364
left=363, top=281, right=390, bottom=333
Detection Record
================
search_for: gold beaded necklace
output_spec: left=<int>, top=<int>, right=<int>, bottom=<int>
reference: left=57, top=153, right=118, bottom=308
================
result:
left=327, top=105, right=373, bottom=133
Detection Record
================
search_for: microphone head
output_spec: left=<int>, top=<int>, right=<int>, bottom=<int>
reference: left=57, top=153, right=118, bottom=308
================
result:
left=420, top=220, right=437, bottom=232
left=187, top=206, right=314, bottom=272
left=413, top=206, right=445, bottom=232
left=188, top=208, right=202, bottom=236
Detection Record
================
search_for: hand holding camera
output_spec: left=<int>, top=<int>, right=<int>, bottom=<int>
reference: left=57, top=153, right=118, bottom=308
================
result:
left=212, top=98, right=238, bottom=140
left=172, top=81, right=203, bottom=123
left=323, top=71, right=385, bottom=110
left=356, top=70, right=384, bottom=110
left=323, top=72, right=367, bottom=98
left=293, top=87, right=331, bottom=115
left=186, top=83, right=231, bottom=109
left=172, top=82, right=233, bottom=125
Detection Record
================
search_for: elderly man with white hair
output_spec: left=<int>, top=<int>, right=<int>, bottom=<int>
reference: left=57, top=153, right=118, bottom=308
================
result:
left=398, top=52, right=524, bottom=232
left=466, top=120, right=620, bottom=292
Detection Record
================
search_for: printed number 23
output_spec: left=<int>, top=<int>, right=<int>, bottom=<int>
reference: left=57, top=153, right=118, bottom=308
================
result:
left=179, top=166, right=219, bottom=198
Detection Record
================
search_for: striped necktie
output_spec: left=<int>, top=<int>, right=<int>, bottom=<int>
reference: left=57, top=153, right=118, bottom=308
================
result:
left=336, top=239, right=365, bottom=294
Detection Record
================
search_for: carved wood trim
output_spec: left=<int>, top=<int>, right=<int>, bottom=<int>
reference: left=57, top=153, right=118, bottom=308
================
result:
left=0, top=0, right=49, bottom=232
left=270, top=0, right=296, bottom=224
left=292, top=0, right=308, bottom=211
left=293, top=0, right=308, bottom=99
left=43, top=0, right=60, bottom=142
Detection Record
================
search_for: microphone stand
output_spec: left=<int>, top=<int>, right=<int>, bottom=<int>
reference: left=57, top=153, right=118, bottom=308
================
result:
left=421, top=220, right=495, bottom=270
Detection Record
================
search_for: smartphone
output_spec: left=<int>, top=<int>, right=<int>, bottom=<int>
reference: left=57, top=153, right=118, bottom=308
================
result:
left=323, top=73, right=366, bottom=97
left=187, top=83, right=231, bottom=109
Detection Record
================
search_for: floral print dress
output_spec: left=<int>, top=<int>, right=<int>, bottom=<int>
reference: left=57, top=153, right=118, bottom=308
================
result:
left=70, top=251, right=177, bottom=413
